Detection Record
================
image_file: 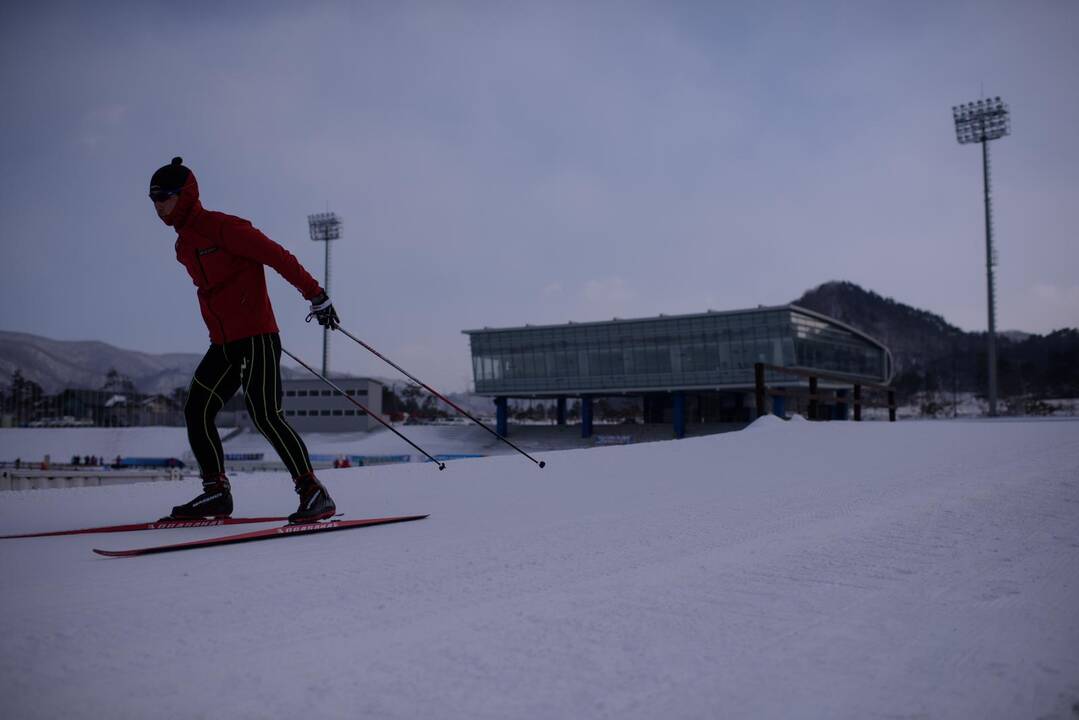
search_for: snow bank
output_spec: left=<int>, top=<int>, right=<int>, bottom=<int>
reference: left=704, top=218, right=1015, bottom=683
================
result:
left=1, top=418, right=1078, bottom=719
left=743, top=413, right=784, bottom=430
left=0, top=424, right=500, bottom=465
left=224, top=423, right=501, bottom=458
left=0, top=426, right=197, bottom=462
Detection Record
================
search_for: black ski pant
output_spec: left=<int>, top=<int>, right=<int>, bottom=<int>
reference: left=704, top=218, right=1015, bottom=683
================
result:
left=185, top=332, right=312, bottom=481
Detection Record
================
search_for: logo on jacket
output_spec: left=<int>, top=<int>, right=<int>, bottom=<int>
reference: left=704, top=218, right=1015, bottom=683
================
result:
left=198, top=247, right=219, bottom=256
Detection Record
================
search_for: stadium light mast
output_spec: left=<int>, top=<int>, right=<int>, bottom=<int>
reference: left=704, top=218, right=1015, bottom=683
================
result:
left=952, top=96, right=1010, bottom=417
left=307, top=212, right=342, bottom=376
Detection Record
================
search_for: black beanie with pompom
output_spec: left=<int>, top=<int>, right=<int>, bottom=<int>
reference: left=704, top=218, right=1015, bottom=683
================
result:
left=149, top=156, right=191, bottom=194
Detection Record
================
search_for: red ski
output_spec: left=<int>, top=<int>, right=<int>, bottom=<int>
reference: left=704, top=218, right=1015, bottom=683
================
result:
left=0, top=516, right=288, bottom=540
left=93, top=514, right=429, bottom=557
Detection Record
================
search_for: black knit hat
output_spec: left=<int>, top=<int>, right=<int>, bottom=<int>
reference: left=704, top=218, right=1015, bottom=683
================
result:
left=149, top=156, right=191, bottom=198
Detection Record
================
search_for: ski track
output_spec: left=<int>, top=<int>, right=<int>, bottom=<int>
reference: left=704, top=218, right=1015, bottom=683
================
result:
left=1, top=419, right=1078, bottom=719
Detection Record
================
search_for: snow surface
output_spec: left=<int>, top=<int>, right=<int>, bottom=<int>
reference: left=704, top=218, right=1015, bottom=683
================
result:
left=224, top=424, right=507, bottom=458
left=1, top=418, right=1078, bottom=719
left=0, top=425, right=503, bottom=465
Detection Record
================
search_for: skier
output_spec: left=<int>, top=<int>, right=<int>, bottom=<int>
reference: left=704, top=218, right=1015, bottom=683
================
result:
left=149, top=157, right=340, bottom=524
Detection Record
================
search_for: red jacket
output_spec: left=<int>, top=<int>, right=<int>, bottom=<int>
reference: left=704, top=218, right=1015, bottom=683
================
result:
left=167, top=171, right=323, bottom=345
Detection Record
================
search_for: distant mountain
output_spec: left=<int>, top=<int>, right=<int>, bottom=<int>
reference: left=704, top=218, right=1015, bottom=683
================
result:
left=0, top=331, right=301, bottom=395
left=792, top=281, right=1079, bottom=400
left=5, top=283, right=1077, bottom=405
left=791, top=281, right=967, bottom=375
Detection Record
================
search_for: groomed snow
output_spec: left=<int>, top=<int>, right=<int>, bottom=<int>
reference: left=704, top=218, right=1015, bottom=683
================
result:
left=0, top=424, right=513, bottom=465
left=1, top=418, right=1078, bottom=719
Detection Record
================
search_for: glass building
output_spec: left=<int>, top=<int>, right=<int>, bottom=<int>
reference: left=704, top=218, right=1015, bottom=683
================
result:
left=464, top=305, right=893, bottom=436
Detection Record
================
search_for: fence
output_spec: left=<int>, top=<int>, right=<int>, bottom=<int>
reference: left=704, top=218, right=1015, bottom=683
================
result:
left=1, top=466, right=185, bottom=491
left=1, top=387, right=189, bottom=428
left=753, top=363, right=897, bottom=422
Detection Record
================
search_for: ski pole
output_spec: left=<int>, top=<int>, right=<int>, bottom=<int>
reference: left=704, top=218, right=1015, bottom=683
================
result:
left=280, top=346, right=446, bottom=470
left=334, top=325, right=546, bottom=469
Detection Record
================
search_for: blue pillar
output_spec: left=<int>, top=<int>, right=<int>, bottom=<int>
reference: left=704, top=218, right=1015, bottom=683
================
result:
left=673, top=392, right=686, bottom=439
left=495, top=397, right=508, bottom=437
left=772, top=394, right=786, bottom=418
left=835, top=389, right=849, bottom=421
left=556, top=397, right=567, bottom=426
left=581, top=396, right=593, bottom=439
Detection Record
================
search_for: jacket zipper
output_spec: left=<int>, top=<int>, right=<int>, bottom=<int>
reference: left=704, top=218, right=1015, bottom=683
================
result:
left=194, top=253, right=228, bottom=343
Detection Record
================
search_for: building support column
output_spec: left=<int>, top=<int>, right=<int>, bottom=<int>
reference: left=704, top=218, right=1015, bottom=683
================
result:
left=772, top=394, right=786, bottom=418
left=581, top=396, right=593, bottom=439
left=495, top=397, right=508, bottom=437
left=673, top=392, right=686, bottom=439
left=754, top=362, right=766, bottom=418
left=835, top=389, right=849, bottom=421
left=556, top=397, right=566, bottom=426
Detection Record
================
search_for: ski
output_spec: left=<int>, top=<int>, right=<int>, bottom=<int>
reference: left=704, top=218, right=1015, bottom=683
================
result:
left=93, top=514, right=430, bottom=557
left=0, top=516, right=288, bottom=540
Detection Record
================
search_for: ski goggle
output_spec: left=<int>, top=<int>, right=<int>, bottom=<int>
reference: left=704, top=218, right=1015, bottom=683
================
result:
left=148, top=187, right=181, bottom=202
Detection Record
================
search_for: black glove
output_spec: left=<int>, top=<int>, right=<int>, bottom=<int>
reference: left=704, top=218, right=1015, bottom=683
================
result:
left=306, top=291, right=340, bottom=329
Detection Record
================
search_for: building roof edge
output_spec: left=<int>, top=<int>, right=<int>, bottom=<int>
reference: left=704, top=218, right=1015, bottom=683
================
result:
left=462, top=304, right=794, bottom=335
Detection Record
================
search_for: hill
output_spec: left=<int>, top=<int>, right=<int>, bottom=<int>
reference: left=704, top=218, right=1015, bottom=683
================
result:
left=0, top=331, right=307, bottom=395
left=793, top=281, right=1079, bottom=401
left=0, top=331, right=208, bottom=395
left=5, top=282, right=1077, bottom=404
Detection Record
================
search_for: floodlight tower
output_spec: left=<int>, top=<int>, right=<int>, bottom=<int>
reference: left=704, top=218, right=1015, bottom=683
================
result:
left=307, top=212, right=342, bottom=376
left=952, top=96, right=1010, bottom=417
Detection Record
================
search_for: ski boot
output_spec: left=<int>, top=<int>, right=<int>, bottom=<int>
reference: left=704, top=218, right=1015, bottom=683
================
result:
left=289, top=473, right=336, bottom=524
left=168, top=474, right=233, bottom=520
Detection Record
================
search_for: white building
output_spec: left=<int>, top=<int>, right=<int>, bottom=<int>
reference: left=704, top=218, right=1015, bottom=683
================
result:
left=237, top=378, right=384, bottom=433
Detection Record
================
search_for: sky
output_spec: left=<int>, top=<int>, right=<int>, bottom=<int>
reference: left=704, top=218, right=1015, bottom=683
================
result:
left=1, top=0, right=1077, bottom=392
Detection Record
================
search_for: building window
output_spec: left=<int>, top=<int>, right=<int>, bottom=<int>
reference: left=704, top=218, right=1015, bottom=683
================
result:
left=320, top=410, right=331, bottom=416
left=285, top=390, right=296, bottom=397
left=346, top=389, right=355, bottom=396
left=344, top=410, right=355, bottom=416
left=297, top=410, right=308, bottom=416
left=285, top=410, right=295, bottom=416
left=322, top=390, right=332, bottom=397
left=332, top=410, right=343, bottom=416
left=297, top=390, right=308, bottom=397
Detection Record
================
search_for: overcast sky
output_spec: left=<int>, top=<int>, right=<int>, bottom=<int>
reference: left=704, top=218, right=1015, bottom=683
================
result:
left=1, top=1, right=1076, bottom=392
